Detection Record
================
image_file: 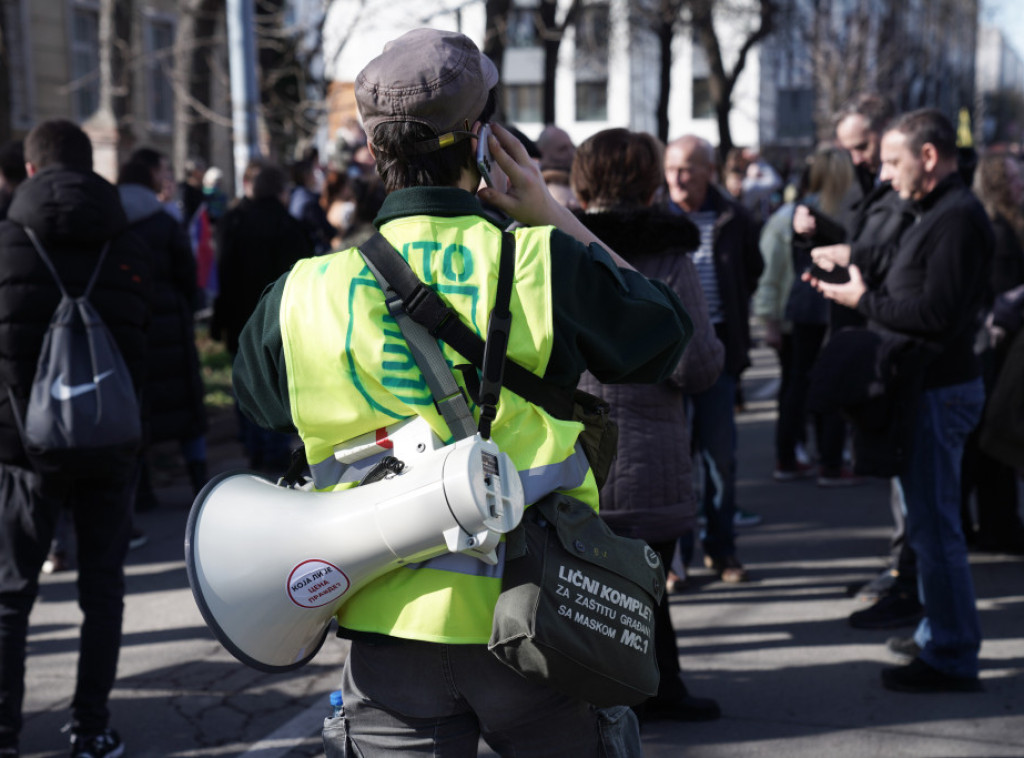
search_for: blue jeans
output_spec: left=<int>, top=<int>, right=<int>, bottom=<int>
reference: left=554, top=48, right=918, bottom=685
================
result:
left=901, top=379, right=984, bottom=678
left=688, top=371, right=738, bottom=561
left=325, top=639, right=642, bottom=757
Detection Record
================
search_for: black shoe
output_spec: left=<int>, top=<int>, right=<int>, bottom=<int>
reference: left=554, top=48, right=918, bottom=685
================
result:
left=849, top=592, right=923, bottom=629
left=886, top=636, right=921, bottom=662
left=70, top=728, right=125, bottom=758
left=643, top=694, right=722, bottom=722
left=881, top=658, right=982, bottom=693
left=128, top=528, right=148, bottom=551
left=847, top=568, right=898, bottom=602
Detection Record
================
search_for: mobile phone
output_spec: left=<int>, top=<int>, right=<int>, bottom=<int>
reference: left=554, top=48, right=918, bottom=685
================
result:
left=476, top=123, right=496, bottom=187
left=806, top=263, right=851, bottom=284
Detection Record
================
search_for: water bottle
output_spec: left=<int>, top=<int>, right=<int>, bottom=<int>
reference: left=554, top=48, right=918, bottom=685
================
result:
left=329, top=690, right=344, bottom=719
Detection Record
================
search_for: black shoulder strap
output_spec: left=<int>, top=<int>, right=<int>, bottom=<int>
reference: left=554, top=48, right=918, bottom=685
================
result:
left=358, top=232, right=574, bottom=421
left=23, top=226, right=112, bottom=301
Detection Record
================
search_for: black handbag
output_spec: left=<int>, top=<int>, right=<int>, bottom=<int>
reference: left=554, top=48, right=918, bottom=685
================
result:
left=488, top=492, right=664, bottom=707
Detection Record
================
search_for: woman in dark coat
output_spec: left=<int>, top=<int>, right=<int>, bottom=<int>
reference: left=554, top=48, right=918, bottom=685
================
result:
left=963, top=153, right=1024, bottom=553
left=118, top=157, right=208, bottom=499
left=573, top=129, right=725, bottom=723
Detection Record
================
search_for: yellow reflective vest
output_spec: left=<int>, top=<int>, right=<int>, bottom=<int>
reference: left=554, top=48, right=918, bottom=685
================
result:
left=279, top=212, right=596, bottom=643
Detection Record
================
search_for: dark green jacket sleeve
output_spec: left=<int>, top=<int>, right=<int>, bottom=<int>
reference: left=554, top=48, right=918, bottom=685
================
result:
left=232, top=276, right=296, bottom=432
left=543, top=229, right=692, bottom=387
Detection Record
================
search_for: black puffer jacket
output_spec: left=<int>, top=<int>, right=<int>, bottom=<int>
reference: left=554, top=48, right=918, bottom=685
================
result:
left=119, top=183, right=206, bottom=443
left=0, top=166, right=151, bottom=467
left=212, top=196, right=313, bottom=354
left=577, top=208, right=723, bottom=543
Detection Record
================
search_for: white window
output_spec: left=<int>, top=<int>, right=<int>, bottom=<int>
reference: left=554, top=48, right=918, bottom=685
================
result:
left=508, top=7, right=540, bottom=48
left=145, top=15, right=175, bottom=129
left=3, top=0, right=34, bottom=129
left=574, top=3, right=609, bottom=122
left=505, top=83, right=543, bottom=123
left=69, top=1, right=100, bottom=121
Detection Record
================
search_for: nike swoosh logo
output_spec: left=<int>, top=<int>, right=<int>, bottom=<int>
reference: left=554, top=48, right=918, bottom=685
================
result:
left=50, top=370, right=116, bottom=401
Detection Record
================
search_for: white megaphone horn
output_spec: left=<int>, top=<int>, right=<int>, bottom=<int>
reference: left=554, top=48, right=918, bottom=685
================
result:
left=185, top=427, right=523, bottom=672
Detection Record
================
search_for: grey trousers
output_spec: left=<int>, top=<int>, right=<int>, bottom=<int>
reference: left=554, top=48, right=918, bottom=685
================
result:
left=323, top=637, right=642, bottom=757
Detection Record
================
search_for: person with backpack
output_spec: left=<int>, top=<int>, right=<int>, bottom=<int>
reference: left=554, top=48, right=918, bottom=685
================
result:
left=0, top=120, right=151, bottom=758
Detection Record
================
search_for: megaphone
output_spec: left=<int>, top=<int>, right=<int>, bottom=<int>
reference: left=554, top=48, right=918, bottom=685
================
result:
left=185, top=431, right=524, bottom=672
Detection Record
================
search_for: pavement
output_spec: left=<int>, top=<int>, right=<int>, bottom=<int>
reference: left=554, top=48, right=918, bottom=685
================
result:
left=22, top=344, right=1024, bottom=757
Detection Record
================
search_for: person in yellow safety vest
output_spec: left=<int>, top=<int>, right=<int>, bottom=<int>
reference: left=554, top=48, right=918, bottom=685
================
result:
left=232, top=28, right=692, bottom=758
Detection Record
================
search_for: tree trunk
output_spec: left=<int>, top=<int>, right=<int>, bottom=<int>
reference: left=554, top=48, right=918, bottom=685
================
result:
left=0, top=17, right=10, bottom=143
left=173, top=0, right=220, bottom=174
left=483, top=0, right=511, bottom=83
left=540, top=0, right=558, bottom=125
left=656, top=16, right=673, bottom=143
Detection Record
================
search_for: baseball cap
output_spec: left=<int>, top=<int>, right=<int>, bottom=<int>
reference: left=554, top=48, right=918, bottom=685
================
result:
left=355, top=29, right=499, bottom=151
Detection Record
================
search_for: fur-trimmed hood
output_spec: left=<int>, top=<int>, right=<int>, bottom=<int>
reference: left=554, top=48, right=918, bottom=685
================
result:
left=574, top=206, right=700, bottom=260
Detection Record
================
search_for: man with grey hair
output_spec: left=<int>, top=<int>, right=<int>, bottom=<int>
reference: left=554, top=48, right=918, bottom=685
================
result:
left=664, top=135, right=763, bottom=584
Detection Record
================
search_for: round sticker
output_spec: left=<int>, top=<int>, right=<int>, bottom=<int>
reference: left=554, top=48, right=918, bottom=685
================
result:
left=643, top=545, right=661, bottom=570
left=287, top=559, right=350, bottom=608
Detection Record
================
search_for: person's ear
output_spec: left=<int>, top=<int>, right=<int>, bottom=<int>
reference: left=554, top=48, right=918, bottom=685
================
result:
left=921, top=143, right=939, bottom=173
left=365, top=142, right=376, bottom=161
left=25, top=161, right=37, bottom=178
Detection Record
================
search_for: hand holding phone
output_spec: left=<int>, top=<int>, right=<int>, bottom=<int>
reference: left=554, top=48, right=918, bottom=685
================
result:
left=805, top=264, right=851, bottom=284
left=476, top=124, right=507, bottom=192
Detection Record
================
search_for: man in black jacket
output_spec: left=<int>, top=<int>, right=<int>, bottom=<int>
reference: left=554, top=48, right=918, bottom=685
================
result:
left=212, top=162, right=312, bottom=472
left=799, top=95, right=918, bottom=619
left=812, top=109, right=993, bottom=694
left=0, top=121, right=151, bottom=757
left=664, top=135, right=764, bottom=583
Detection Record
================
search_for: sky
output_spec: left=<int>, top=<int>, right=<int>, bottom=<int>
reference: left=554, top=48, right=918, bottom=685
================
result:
left=983, top=0, right=1024, bottom=56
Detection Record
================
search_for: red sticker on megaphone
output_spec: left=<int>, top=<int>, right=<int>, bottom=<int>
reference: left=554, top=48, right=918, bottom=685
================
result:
left=287, top=559, right=351, bottom=608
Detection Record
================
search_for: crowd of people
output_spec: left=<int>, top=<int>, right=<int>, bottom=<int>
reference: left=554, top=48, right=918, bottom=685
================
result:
left=0, top=27, right=1022, bottom=758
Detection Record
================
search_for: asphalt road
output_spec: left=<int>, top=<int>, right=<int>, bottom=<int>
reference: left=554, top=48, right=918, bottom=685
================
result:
left=19, top=345, right=1024, bottom=757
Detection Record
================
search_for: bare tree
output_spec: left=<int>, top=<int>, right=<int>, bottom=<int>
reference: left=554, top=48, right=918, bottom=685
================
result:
left=0, top=5, right=12, bottom=144
left=483, top=0, right=513, bottom=115
left=536, top=0, right=582, bottom=125
left=690, top=0, right=777, bottom=159
left=172, top=0, right=228, bottom=175
left=255, top=0, right=328, bottom=161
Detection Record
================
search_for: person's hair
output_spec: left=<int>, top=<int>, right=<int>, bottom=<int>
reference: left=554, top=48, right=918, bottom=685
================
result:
left=973, top=152, right=1024, bottom=242
left=370, top=89, right=497, bottom=192
left=203, top=167, right=223, bottom=189
left=253, top=163, right=289, bottom=201
left=291, top=159, right=314, bottom=188
left=129, top=147, right=164, bottom=173
left=24, top=120, right=92, bottom=171
left=834, top=93, right=894, bottom=134
left=117, top=159, right=160, bottom=191
left=723, top=147, right=748, bottom=174
left=350, top=174, right=386, bottom=224
left=184, top=156, right=206, bottom=177
left=571, top=128, right=664, bottom=210
left=0, top=140, right=26, bottom=185
left=806, top=146, right=855, bottom=216
left=888, top=108, right=957, bottom=161
left=243, top=159, right=264, bottom=189
left=507, top=125, right=541, bottom=160
left=320, top=167, right=349, bottom=211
